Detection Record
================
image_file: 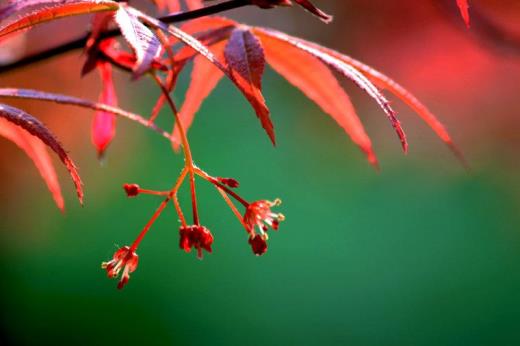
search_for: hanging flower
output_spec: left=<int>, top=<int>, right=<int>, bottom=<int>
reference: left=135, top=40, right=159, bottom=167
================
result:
left=101, top=246, right=139, bottom=289
left=179, top=225, right=214, bottom=259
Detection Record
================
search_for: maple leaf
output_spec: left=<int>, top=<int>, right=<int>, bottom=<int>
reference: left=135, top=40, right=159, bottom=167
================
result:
left=0, top=118, right=65, bottom=211
left=172, top=41, right=225, bottom=150
left=0, top=0, right=84, bottom=22
left=0, top=0, right=119, bottom=39
left=115, top=4, right=162, bottom=77
left=170, top=19, right=405, bottom=155
left=92, top=61, right=118, bottom=158
left=0, top=103, right=84, bottom=204
left=259, top=32, right=378, bottom=166
left=166, top=17, right=464, bottom=165
left=136, top=10, right=277, bottom=144
left=286, top=36, right=467, bottom=166
left=456, top=0, right=471, bottom=28
left=0, top=88, right=176, bottom=142
left=256, top=27, right=407, bottom=151
left=225, top=27, right=273, bottom=144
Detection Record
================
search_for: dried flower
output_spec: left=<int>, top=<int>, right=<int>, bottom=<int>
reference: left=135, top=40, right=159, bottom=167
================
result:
left=101, top=246, right=139, bottom=289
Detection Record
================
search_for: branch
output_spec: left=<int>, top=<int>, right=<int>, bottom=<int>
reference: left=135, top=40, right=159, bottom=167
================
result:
left=0, top=0, right=250, bottom=74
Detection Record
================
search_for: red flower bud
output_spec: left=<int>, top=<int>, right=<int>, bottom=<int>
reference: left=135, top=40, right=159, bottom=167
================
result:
left=123, top=183, right=140, bottom=197
left=249, top=234, right=268, bottom=256
left=218, top=177, right=240, bottom=188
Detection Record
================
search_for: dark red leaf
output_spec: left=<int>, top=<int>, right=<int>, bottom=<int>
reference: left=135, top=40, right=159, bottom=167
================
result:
left=137, top=11, right=276, bottom=144
left=0, top=103, right=83, bottom=204
left=225, top=28, right=274, bottom=144
left=0, top=118, right=65, bottom=211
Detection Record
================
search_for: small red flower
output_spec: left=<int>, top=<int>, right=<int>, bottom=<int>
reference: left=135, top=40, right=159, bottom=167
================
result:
left=244, top=199, right=284, bottom=255
left=244, top=199, right=285, bottom=234
left=179, top=225, right=214, bottom=259
left=101, top=246, right=139, bottom=289
left=123, top=183, right=140, bottom=197
left=249, top=234, right=268, bottom=256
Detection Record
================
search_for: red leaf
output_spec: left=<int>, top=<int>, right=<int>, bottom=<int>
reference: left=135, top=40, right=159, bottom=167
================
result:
left=0, top=0, right=83, bottom=22
left=0, top=118, right=64, bottom=211
left=256, top=28, right=407, bottom=151
left=92, top=62, right=118, bottom=157
left=0, top=0, right=119, bottom=39
left=289, top=38, right=467, bottom=166
left=172, top=41, right=226, bottom=150
left=258, top=32, right=378, bottom=167
left=149, top=18, right=236, bottom=125
left=114, top=5, right=162, bottom=77
left=225, top=28, right=274, bottom=144
left=0, top=103, right=84, bottom=204
left=137, top=11, right=276, bottom=144
left=456, top=0, right=470, bottom=28
left=0, top=88, right=177, bottom=144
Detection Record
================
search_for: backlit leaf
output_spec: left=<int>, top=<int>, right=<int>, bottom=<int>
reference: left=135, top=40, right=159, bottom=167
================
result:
left=0, top=0, right=119, bottom=39
left=92, top=62, right=117, bottom=158
left=0, top=118, right=64, bottom=211
left=288, top=36, right=466, bottom=166
left=172, top=41, right=226, bottom=150
left=0, top=103, right=83, bottom=204
left=258, top=32, right=377, bottom=166
left=255, top=28, right=407, bottom=151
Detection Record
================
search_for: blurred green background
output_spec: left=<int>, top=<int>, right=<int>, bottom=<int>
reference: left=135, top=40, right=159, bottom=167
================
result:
left=1, top=1, right=520, bottom=345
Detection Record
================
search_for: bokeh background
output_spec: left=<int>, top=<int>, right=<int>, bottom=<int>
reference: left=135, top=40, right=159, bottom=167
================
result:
left=1, top=1, right=520, bottom=345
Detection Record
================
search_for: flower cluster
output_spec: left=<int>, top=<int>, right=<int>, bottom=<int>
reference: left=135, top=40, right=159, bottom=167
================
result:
left=102, top=166, right=285, bottom=289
